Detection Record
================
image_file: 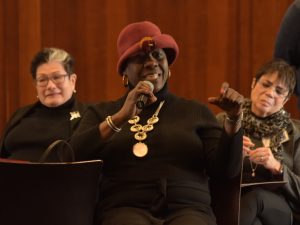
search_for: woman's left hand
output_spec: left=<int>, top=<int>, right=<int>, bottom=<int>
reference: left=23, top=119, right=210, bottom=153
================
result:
left=209, top=82, right=244, bottom=135
left=248, top=147, right=281, bottom=171
left=208, top=82, right=244, bottom=118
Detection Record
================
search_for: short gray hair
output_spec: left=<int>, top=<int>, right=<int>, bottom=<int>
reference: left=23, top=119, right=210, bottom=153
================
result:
left=30, top=47, right=74, bottom=79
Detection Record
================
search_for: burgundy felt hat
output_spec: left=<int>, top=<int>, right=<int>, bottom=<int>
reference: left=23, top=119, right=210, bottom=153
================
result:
left=117, top=21, right=179, bottom=74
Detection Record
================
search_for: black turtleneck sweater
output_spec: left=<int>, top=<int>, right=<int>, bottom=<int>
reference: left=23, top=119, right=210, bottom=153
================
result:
left=70, top=84, right=243, bottom=218
left=3, top=97, right=75, bottom=161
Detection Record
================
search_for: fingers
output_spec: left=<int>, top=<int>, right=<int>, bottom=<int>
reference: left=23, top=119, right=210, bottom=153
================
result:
left=243, top=136, right=254, bottom=156
left=208, top=82, right=230, bottom=105
left=208, top=82, right=244, bottom=107
left=208, top=82, right=229, bottom=105
left=125, top=81, right=156, bottom=110
left=225, top=88, right=244, bottom=104
left=243, top=135, right=252, bottom=143
left=248, top=147, right=271, bottom=164
left=207, top=96, right=219, bottom=104
left=220, top=82, right=242, bottom=101
left=147, top=94, right=157, bottom=104
left=220, top=82, right=229, bottom=95
left=243, top=146, right=250, bottom=158
left=130, top=81, right=155, bottom=101
left=139, top=81, right=154, bottom=94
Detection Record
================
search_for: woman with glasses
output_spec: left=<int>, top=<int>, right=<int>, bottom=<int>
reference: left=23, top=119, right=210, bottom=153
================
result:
left=218, top=59, right=300, bottom=225
left=0, top=47, right=88, bottom=162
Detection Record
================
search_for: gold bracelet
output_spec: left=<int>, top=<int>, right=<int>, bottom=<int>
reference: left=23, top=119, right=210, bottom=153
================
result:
left=106, top=116, right=122, bottom=132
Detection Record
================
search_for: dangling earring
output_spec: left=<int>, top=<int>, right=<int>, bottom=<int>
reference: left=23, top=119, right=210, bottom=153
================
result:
left=168, top=69, right=171, bottom=78
left=122, top=75, right=129, bottom=87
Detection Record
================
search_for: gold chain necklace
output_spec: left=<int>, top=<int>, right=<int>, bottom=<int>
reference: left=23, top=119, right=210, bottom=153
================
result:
left=249, top=160, right=258, bottom=177
left=128, top=101, right=165, bottom=157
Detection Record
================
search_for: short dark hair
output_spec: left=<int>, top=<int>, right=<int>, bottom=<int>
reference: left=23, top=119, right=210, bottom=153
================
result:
left=255, top=59, right=296, bottom=98
left=30, top=47, right=74, bottom=79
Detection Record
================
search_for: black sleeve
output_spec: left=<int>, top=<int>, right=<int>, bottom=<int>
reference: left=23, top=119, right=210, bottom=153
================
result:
left=69, top=105, right=107, bottom=161
left=274, top=1, right=300, bottom=96
left=197, top=106, right=243, bottom=179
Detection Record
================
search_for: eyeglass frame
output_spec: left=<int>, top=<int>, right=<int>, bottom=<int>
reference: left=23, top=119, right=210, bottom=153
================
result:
left=255, top=78, right=289, bottom=99
left=35, top=74, right=70, bottom=87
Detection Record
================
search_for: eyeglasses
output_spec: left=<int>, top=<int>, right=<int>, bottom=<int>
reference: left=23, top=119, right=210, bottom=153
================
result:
left=35, top=74, right=69, bottom=87
left=256, top=79, right=289, bottom=98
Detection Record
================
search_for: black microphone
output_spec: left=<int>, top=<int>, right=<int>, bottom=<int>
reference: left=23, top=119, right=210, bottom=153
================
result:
left=136, top=81, right=154, bottom=109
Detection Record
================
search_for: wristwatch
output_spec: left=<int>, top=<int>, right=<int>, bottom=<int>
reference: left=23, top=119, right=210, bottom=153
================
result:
left=278, top=163, right=284, bottom=175
left=272, top=162, right=284, bottom=175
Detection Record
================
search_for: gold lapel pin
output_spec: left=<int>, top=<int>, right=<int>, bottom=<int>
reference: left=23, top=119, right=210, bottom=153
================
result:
left=70, top=111, right=81, bottom=121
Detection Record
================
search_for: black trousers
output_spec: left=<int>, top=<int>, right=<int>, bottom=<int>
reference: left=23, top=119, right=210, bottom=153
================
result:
left=99, top=207, right=216, bottom=225
left=240, top=187, right=292, bottom=225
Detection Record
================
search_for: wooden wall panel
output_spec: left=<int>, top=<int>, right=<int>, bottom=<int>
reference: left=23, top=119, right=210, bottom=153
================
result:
left=0, top=0, right=5, bottom=133
left=238, top=0, right=297, bottom=117
left=0, top=0, right=297, bottom=135
left=18, top=0, right=41, bottom=104
left=206, top=0, right=238, bottom=112
left=1, top=0, right=20, bottom=135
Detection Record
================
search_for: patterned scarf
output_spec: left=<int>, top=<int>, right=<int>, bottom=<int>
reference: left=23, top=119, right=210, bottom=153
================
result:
left=242, top=99, right=291, bottom=161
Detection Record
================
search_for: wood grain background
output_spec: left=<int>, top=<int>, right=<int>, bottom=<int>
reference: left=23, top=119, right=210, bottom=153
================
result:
left=0, top=0, right=297, bottom=135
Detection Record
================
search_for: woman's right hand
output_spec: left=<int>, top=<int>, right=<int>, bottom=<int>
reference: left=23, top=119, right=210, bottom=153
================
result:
left=118, top=81, right=157, bottom=121
left=99, top=81, right=157, bottom=139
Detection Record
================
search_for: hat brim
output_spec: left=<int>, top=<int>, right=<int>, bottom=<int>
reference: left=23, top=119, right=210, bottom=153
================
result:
left=117, top=34, right=178, bottom=74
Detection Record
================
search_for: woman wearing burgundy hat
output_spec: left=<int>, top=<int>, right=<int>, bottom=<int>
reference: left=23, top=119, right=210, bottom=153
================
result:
left=70, top=21, right=244, bottom=225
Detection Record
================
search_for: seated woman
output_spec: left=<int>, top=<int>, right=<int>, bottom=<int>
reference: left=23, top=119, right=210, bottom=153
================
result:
left=70, top=21, right=244, bottom=225
left=0, top=47, right=88, bottom=162
left=218, top=59, right=300, bottom=225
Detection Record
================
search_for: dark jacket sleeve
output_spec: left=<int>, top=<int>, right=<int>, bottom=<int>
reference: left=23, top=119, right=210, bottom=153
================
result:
left=198, top=107, right=243, bottom=179
left=281, top=119, right=300, bottom=211
left=274, top=0, right=300, bottom=97
left=70, top=100, right=92, bottom=132
left=212, top=112, right=243, bottom=178
left=0, top=105, right=35, bottom=157
left=69, top=105, right=106, bottom=161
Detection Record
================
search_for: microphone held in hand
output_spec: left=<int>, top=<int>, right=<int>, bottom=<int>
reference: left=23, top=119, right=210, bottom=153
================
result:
left=136, top=81, right=154, bottom=109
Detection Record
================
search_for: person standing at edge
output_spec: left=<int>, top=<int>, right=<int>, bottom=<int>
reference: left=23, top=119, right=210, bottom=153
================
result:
left=274, top=0, right=300, bottom=108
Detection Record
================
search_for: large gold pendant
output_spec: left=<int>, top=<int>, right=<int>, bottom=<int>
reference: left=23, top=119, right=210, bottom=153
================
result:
left=133, top=142, right=148, bottom=157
